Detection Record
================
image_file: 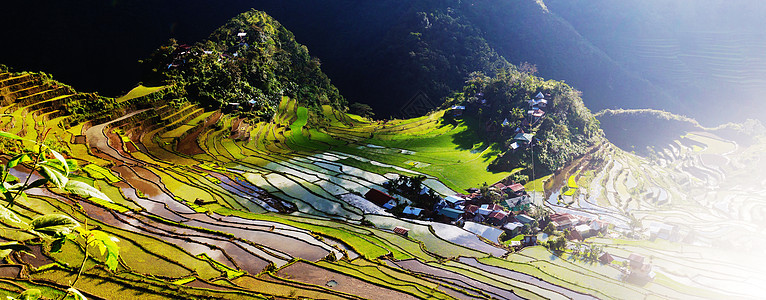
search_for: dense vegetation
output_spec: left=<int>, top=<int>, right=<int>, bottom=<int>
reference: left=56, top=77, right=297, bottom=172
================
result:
left=446, top=66, right=603, bottom=173
left=140, top=9, right=345, bottom=119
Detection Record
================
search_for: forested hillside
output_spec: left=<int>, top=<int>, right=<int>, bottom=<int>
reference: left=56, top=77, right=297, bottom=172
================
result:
left=139, top=9, right=345, bottom=119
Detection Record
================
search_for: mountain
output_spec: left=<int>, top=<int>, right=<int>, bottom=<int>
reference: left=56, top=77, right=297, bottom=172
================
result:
left=139, top=9, right=345, bottom=118
left=596, top=108, right=765, bottom=156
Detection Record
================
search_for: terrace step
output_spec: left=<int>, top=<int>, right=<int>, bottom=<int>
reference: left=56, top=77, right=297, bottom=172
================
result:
left=0, top=74, right=31, bottom=88
left=0, top=72, right=10, bottom=81
left=159, top=103, right=195, bottom=124
left=16, top=87, right=71, bottom=106
left=161, top=106, right=204, bottom=134
left=2, top=77, right=42, bottom=93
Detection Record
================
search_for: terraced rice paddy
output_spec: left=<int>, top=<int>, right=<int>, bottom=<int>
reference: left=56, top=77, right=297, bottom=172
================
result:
left=1, top=70, right=764, bottom=299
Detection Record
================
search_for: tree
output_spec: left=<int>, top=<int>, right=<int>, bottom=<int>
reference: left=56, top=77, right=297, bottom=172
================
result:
left=0, top=129, right=121, bottom=299
left=349, top=102, right=375, bottom=118
left=543, top=222, right=556, bottom=235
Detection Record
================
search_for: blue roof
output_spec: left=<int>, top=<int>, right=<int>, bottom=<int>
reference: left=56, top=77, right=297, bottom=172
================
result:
left=439, top=207, right=464, bottom=219
left=450, top=105, right=465, bottom=110
left=444, top=195, right=464, bottom=204
left=403, top=206, right=423, bottom=216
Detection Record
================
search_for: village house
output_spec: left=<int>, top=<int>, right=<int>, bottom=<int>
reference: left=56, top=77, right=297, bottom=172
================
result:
left=506, top=195, right=532, bottom=211
left=550, top=213, right=579, bottom=230
left=393, top=226, right=410, bottom=237
left=402, top=206, right=423, bottom=218
left=365, top=189, right=396, bottom=207
left=503, top=222, right=524, bottom=237
left=505, top=183, right=526, bottom=197
left=522, top=235, right=538, bottom=246
left=589, top=219, right=610, bottom=234
left=449, top=105, right=465, bottom=117
left=514, top=214, right=535, bottom=225
left=487, top=210, right=509, bottom=226
left=599, top=252, right=614, bottom=265
left=513, top=132, right=535, bottom=145
left=438, top=207, right=464, bottom=220
left=627, top=253, right=655, bottom=279
left=443, top=195, right=466, bottom=207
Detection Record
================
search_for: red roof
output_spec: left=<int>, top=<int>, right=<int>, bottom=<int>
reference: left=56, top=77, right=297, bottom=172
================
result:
left=465, top=205, right=479, bottom=214
left=393, top=226, right=410, bottom=236
left=488, top=211, right=508, bottom=220
left=492, top=182, right=506, bottom=190
left=599, top=253, right=614, bottom=264
left=365, top=189, right=395, bottom=206
left=507, top=183, right=525, bottom=192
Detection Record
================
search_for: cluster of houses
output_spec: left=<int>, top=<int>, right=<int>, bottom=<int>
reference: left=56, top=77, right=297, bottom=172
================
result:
left=448, top=92, right=550, bottom=152
left=548, top=211, right=610, bottom=241
left=364, top=180, right=542, bottom=247
left=166, top=31, right=252, bottom=70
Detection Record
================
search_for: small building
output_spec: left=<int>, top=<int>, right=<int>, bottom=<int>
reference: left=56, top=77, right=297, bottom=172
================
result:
left=589, top=219, right=610, bottom=234
left=383, top=199, right=398, bottom=210
left=487, top=210, right=509, bottom=226
left=491, top=182, right=506, bottom=191
left=535, top=92, right=545, bottom=99
left=464, top=204, right=479, bottom=215
left=481, top=203, right=504, bottom=211
left=566, top=229, right=583, bottom=241
left=514, top=214, right=535, bottom=224
left=223, top=102, right=241, bottom=113
left=513, top=133, right=535, bottom=144
left=599, top=252, right=614, bottom=265
left=628, top=253, right=645, bottom=269
left=477, top=207, right=493, bottom=216
left=501, top=118, right=510, bottom=127
left=574, top=224, right=592, bottom=238
left=365, top=189, right=396, bottom=207
left=393, top=226, right=410, bottom=237
left=505, top=183, right=526, bottom=196
left=444, top=195, right=465, bottom=207
left=649, top=222, right=675, bottom=241
left=503, top=222, right=524, bottom=237
left=550, top=213, right=578, bottom=230
left=522, top=235, right=537, bottom=246
left=506, top=196, right=532, bottom=211
left=529, top=109, right=545, bottom=118
left=449, top=105, right=465, bottom=117
left=237, top=32, right=247, bottom=37
left=438, top=207, right=464, bottom=220
left=402, top=206, right=423, bottom=217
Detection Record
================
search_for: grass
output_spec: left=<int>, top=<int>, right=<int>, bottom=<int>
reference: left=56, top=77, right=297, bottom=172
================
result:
left=116, top=85, right=169, bottom=103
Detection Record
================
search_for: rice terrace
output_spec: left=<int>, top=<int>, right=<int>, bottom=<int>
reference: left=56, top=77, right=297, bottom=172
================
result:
left=2, top=6, right=766, bottom=300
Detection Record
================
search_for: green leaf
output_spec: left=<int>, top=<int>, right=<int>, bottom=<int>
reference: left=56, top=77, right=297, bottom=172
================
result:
left=6, top=154, right=31, bottom=169
left=30, top=214, right=80, bottom=238
left=0, top=131, right=32, bottom=142
left=89, top=231, right=120, bottom=271
left=17, top=289, right=41, bottom=300
left=50, top=238, right=66, bottom=253
left=0, top=205, right=24, bottom=227
left=66, top=287, right=87, bottom=300
left=47, top=148, right=69, bottom=175
left=39, top=165, right=68, bottom=189
left=64, top=180, right=113, bottom=203
left=26, top=179, right=48, bottom=190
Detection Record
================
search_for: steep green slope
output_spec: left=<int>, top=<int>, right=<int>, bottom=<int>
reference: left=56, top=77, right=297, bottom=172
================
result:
left=445, top=66, right=604, bottom=173
left=140, top=9, right=345, bottom=119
